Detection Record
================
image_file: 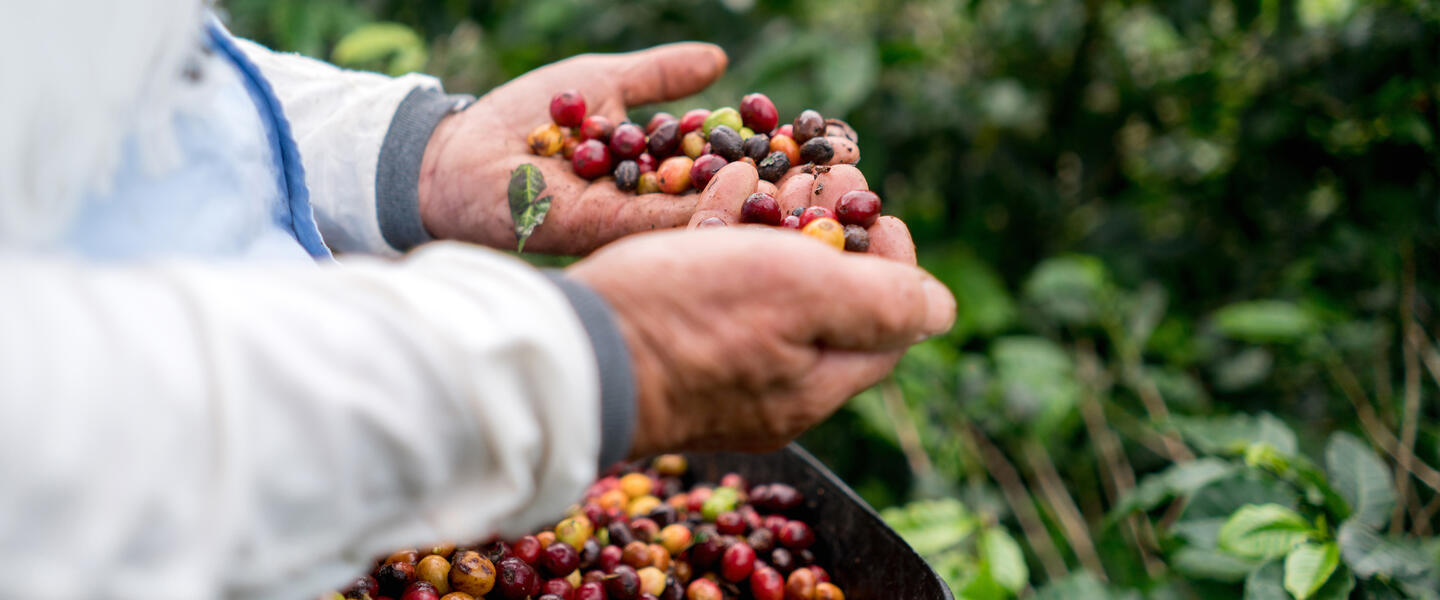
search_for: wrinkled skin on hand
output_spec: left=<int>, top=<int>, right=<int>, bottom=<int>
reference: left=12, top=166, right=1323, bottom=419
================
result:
left=417, top=43, right=863, bottom=255
left=567, top=164, right=956, bottom=457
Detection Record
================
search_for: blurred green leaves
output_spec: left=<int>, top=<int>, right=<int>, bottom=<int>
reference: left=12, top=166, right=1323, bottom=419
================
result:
left=332, top=22, right=428, bottom=75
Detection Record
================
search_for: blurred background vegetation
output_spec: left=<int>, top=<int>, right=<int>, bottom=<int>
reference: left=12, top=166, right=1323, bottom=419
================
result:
left=227, top=1, right=1440, bottom=597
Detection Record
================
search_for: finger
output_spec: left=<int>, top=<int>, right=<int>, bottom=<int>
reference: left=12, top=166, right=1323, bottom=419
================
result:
left=810, top=164, right=868, bottom=212
left=864, top=216, right=916, bottom=265
left=775, top=169, right=816, bottom=215
left=823, top=136, right=861, bottom=165
left=612, top=43, right=729, bottom=106
left=757, top=180, right=779, bottom=197
left=687, top=162, right=758, bottom=228
left=801, top=349, right=905, bottom=404
left=801, top=252, right=957, bottom=351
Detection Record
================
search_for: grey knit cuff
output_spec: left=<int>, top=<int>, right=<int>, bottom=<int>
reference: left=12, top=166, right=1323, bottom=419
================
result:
left=542, top=271, right=637, bottom=470
left=376, top=87, right=474, bottom=252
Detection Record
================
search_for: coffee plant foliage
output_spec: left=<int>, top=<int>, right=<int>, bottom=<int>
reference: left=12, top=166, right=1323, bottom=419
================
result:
left=229, top=0, right=1440, bottom=596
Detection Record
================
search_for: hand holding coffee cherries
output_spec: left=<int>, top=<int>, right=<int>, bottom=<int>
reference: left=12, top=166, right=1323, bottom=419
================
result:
left=567, top=163, right=955, bottom=456
left=415, top=43, right=863, bottom=255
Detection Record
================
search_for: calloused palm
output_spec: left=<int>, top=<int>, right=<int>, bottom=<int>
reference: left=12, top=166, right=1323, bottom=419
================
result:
left=418, top=43, right=865, bottom=255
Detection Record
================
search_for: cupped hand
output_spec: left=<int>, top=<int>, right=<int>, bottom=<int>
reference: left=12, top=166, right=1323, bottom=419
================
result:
left=417, top=44, right=861, bottom=255
left=567, top=163, right=955, bottom=456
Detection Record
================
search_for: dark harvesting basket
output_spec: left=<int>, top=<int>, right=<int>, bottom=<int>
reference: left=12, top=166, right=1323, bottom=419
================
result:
left=684, top=444, right=954, bottom=600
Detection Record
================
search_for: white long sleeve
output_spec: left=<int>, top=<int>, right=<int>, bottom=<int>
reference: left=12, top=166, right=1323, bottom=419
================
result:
left=0, top=244, right=605, bottom=599
left=236, top=38, right=465, bottom=256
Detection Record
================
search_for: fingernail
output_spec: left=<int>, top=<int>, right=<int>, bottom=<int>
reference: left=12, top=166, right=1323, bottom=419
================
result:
left=696, top=217, right=727, bottom=228
left=921, top=278, right=957, bottom=336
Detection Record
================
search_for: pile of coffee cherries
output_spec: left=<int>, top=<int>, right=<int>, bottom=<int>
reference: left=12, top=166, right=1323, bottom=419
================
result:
left=735, top=188, right=881, bottom=253
left=329, top=455, right=845, bottom=600
left=528, top=91, right=853, bottom=193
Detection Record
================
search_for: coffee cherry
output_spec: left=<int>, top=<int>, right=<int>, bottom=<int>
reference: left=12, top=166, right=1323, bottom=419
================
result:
left=543, top=578, right=576, bottom=600
left=690, top=154, right=727, bottom=191
left=577, top=538, right=602, bottom=570
left=681, top=131, right=707, bottom=159
left=572, top=140, right=613, bottom=179
left=706, top=126, right=743, bottom=162
left=449, top=551, right=496, bottom=597
left=638, top=566, right=667, bottom=596
left=622, top=540, right=651, bottom=569
left=536, top=532, right=558, bottom=548
left=779, top=521, right=815, bottom=549
left=661, top=577, right=685, bottom=600
left=762, top=515, right=789, bottom=536
left=798, top=207, right=835, bottom=228
left=497, top=557, right=542, bottom=599
left=417, top=555, right=452, bottom=595
left=538, top=595, right=564, bottom=600
left=742, top=134, right=771, bottom=162
left=814, top=582, right=843, bottom=600
left=770, top=548, right=796, bottom=574
left=647, top=504, right=678, bottom=527
left=550, top=90, right=587, bottom=127
left=637, top=172, right=661, bottom=194
left=347, top=575, right=380, bottom=598
left=606, top=565, right=641, bottom=600
left=657, top=157, right=694, bottom=194
left=620, top=473, right=653, bottom=498
left=798, top=137, right=834, bottom=165
left=768, top=485, right=804, bottom=512
left=795, top=548, right=816, bottom=567
left=720, top=542, right=757, bottom=582
left=747, top=528, right=777, bottom=554
left=769, top=135, right=801, bottom=166
left=575, top=582, right=606, bottom=600
left=646, top=544, right=670, bottom=571
left=614, top=160, right=640, bottom=192
left=440, top=593, right=476, bottom=600
left=561, top=136, right=582, bottom=159
left=750, top=566, right=785, bottom=600
left=403, top=581, right=442, bottom=600
left=604, top=124, right=642, bottom=160
left=528, top=123, right=565, bottom=157
left=388, top=549, right=422, bottom=565
left=702, top=107, right=742, bottom=137
left=843, top=224, right=870, bottom=253
left=580, top=115, right=615, bottom=142
left=556, top=516, right=594, bottom=550
left=608, top=521, right=637, bottom=548
left=678, top=109, right=710, bottom=135
left=598, top=544, right=624, bottom=572
left=784, top=568, right=816, bottom=600
left=740, top=192, right=782, bottom=226
left=513, top=536, right=543, bottom=564
left=780, top=215, right=801, bottom=229
left=686, top=578, right=722, bottom=600
left=659, top=523, right=693, bottom=555
left=807, top=566, right=830, bottom=583
left=689, top=526, right=726, bottom=569
left=630, top=517, right=660, bottom=542
left=378, top=562, right=417, bottom=597
left=637, top=153, right=658, bottom=173
left=648, top=121, right=680, bottom=158
left=740, top=93, right=780, bottom=134
left=792, top=110, right=824, bottom=144
left=653, top=454, right=687, bottom=476
left=646, top=112, right=677, bottom=135
left=541, top=542, right=581, bottom=577
left=757, top=152, right=791, bottom=183
left=715, top=511, right=745, bottom=535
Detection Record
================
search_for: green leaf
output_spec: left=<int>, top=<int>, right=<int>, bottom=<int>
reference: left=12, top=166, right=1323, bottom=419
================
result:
left=1170, top=412, right=1297, bottom=456
left=1182, top=475, right=1298, bottom=522
left=332, top=22, right=428, bottom=76
left=1243, top=561, right=1288, bottom=600
left=1212, top=300, right=1317, bottom=344
left=1336, top=519, right=1435, bottom=579
left=1283, top=542, right=1340, bottom=600
left=1170, top=546, right=1262, bottom=582
left=507, top=164, right=553, bottom=252
left=1113, top=458, right=1237, bottom=516
left=956, top=566, right=1009, bottom=600
left=980, top=528, right=1028, bottom=593
left=990, top=336, right=1080, bottom=438
left=1033, top=572, right=1112, bottom=600
left=1310, top=566, right=1355, bottom=600
left=1022, top=254, right=1111, bottom=326
left=1218, top=504, right=1314, bottom=560
left=1324, top=432, right=1395, bottom=529
left=880, top=498, right=978, bottom=557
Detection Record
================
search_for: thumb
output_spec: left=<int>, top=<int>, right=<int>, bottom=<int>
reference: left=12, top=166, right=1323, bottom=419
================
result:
left=610, top=42, right=729, bottom=106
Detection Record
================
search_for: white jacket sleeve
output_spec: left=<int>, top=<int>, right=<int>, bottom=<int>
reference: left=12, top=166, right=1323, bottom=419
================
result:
left=0, top=243, right=634, bottom=599
left=235, top=38, right=467, bottom=256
